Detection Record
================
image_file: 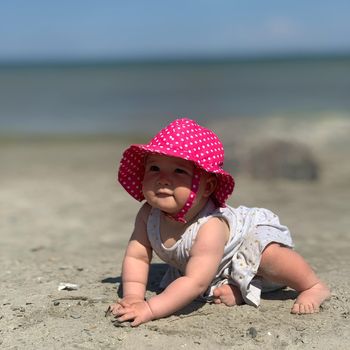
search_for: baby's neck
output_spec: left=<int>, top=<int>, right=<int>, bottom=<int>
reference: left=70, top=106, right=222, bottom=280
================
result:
left=159, top=198, right=214, bottom=247
left=163, top=197, right=212, bottom=226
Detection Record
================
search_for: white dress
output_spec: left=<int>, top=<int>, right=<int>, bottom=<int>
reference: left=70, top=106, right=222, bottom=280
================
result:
left=146, top=200, right=294, bottom=307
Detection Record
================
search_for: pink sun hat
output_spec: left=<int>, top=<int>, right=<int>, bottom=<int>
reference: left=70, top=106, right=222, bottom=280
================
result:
left=118, top=118, right=235, bottom=210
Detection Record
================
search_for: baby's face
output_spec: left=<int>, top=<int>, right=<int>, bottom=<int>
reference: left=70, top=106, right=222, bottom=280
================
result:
left=142, top=154, right=194, bottom=214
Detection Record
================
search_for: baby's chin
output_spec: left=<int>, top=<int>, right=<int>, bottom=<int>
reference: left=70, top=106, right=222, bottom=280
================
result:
left=148, top=200, right=180, bottom=214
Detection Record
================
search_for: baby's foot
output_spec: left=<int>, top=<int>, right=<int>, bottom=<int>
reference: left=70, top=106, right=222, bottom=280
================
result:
left=291, top=281, right=331, bottom=314
left=212, top=284, right=244, bottom=306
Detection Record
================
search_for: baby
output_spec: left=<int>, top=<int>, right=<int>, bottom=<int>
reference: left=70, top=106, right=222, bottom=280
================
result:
left=109, top=118, right=330, bottom=326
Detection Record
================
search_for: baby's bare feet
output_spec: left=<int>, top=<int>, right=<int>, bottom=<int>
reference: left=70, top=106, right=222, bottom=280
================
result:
left=291, top=281, right=331, bottom=314
left=212, top=284, right=244, bottom=306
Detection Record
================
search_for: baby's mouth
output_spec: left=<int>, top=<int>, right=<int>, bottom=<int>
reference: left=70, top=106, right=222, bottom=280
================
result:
left=156, top=190, right=173, bottom=198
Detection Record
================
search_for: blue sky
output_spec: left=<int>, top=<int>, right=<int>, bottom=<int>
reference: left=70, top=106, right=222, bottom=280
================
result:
left=1, top=0, right=350, bottom=62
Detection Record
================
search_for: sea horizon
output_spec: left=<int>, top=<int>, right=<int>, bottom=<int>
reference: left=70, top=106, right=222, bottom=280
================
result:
left=1, top=53, right=349, bottom=136
left=1, top=51, right=350, bottom=68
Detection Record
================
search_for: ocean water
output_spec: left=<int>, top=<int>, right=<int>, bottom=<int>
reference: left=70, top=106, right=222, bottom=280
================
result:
left=0, top=57, right=349, bottom=135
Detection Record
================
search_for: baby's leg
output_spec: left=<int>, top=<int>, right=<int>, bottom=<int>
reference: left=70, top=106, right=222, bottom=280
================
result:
left=257, top=243, right=331, bottom=314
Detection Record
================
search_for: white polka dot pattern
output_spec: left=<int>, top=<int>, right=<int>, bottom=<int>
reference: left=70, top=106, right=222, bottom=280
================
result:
left=118, top=118, right=235, bottom=207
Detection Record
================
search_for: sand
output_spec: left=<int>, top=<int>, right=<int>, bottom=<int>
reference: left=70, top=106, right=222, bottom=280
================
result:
left=1, top=116, right=349, bottom=349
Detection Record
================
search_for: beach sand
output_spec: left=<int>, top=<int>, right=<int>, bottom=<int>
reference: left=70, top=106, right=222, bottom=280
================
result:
left=1, top=116, right=349, bottom=349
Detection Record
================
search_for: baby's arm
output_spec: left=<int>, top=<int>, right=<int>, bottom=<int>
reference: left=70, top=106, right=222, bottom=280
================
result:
left=147, top=217, right=229, bottom=319
left=110, top=204, right=153, bottom=312
left=115, top=217, right=229, bottom=326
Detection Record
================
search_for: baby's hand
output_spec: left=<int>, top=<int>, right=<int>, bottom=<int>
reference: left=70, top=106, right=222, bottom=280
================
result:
left=114, top=300, right=154, bottom=327
left=109, top=294, right=144, bottom=316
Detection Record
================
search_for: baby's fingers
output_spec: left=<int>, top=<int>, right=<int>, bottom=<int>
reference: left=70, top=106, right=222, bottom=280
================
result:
left=130, top=316, right=144, bottom=327
left=114, top=305, right=132, bottom=317
left=108, top=303, right=122, bottom=316
left=116, top=309, right=135, bottom=323
left=108, top=300, right=132, bottom=316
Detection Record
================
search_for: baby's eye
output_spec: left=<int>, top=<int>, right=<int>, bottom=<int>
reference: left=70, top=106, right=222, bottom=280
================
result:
left=149, top=165, right=160, bottom=172
left=175, top=168, right=188, bottom=175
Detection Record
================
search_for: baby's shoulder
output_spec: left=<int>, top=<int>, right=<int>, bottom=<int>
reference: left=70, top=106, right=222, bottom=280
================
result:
left=136, top=202, right=153, bottom=224
left=197, top=206, right=232, bottom=231
left=195, top=214, right=230, bottom=245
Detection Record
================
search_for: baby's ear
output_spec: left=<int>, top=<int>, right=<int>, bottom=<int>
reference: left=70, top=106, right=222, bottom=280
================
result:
left=203, top=175, right=218, bottom=197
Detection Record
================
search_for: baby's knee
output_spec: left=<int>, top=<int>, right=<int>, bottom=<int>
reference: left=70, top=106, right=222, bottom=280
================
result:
left=261, top=242, right=285, bottom=260
left=258, top=243, right=289, bottom=275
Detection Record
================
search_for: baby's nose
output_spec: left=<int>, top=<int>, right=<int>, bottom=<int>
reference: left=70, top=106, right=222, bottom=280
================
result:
left=157, top=173, right=171, bottom=186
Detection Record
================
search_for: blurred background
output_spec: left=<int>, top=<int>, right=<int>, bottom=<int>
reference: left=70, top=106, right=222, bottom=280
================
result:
left=0, top=0, right=349, bottom=136
left=1, top=6, right=349, bottom=346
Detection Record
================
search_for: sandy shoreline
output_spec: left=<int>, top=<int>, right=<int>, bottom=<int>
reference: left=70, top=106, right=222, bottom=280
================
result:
left=1, top=116, right=349, bottom=349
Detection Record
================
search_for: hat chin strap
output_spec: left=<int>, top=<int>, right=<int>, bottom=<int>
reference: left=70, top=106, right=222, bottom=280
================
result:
left=166, top=167, right=201, bottom=223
